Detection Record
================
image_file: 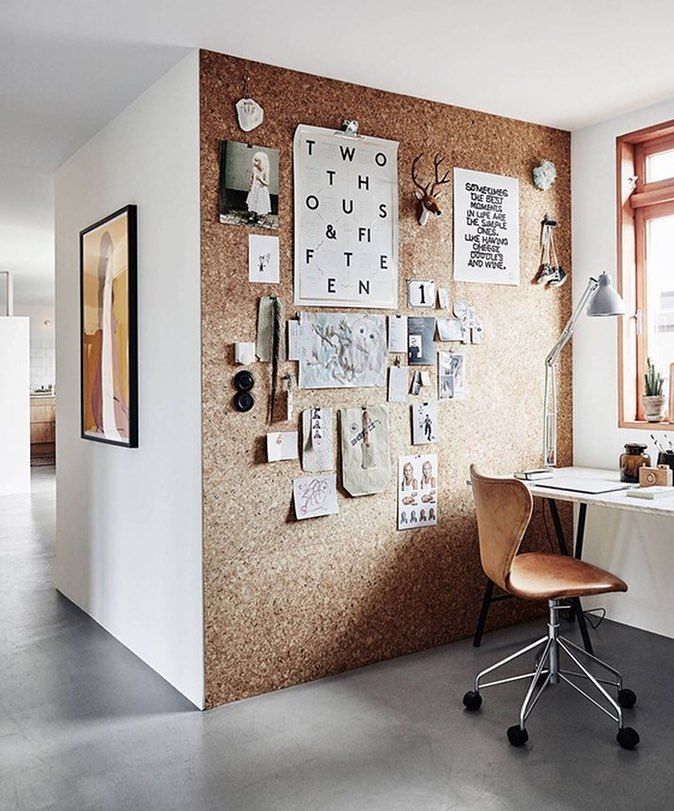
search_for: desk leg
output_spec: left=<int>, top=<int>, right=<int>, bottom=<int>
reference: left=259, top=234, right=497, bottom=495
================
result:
left=473, top=580, right=494, bottom=647
left=546, top=499, right=594, bottom=655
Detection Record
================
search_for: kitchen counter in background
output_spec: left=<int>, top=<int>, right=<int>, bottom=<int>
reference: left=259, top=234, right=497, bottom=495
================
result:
left=30, top=395, right=55, bottom=466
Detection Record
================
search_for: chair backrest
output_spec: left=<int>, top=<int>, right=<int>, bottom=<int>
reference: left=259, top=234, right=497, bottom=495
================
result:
left=469, top=465, right=533, bottom=590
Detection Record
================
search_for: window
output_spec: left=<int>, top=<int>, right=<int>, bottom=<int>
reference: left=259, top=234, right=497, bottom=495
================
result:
left=617, top=121, right=674, bottom=427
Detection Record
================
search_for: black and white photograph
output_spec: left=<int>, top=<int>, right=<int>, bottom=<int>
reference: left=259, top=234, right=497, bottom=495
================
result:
left=407, top=315, right=435, bottom=365
left=438, top=350, right=466, bottom=400
left=219, top=141, right=279, bottom=229
left=248, top=234, right=280, bottom=283
left=411, top=401, right=438, bottom=444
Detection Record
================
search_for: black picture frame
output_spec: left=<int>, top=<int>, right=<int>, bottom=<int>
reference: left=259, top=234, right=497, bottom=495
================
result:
left=79, top=204, right=138, bottom=448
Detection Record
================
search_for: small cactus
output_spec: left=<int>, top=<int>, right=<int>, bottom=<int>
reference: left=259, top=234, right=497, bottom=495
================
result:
left=644, top=357, right=664, bottom=397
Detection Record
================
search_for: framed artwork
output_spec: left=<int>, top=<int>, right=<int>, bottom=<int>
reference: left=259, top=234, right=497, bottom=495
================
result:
left=80, top=205, right=138, bottom=447
left=293, top=124, right=399, bottom=308
left=219, top=141, right=279, bottom=229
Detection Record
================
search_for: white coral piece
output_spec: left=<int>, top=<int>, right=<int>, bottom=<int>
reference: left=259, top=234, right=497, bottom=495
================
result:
left=533, top=159, right=557, bottom=191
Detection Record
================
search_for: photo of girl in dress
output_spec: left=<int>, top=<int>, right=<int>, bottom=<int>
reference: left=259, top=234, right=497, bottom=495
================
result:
left=219, top=141, right=279, bottom=229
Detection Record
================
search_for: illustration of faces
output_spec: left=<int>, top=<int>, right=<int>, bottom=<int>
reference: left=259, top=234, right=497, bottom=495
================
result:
left=410, top=510, right=417, bottom=523
left=428, top=507, right=436, bottom=521
left=419, top=508, right=427, bottom=522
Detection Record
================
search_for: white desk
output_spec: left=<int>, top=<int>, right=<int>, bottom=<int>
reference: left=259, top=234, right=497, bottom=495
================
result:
left=473, top=466, right=674, bottom=654
left=526, top=466, right=674, bottom=518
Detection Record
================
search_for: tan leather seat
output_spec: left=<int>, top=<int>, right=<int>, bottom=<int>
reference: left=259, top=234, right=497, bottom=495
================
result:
left=507, top=552, right=626, bottom=600
left=470, top=465, right=627, bottom=601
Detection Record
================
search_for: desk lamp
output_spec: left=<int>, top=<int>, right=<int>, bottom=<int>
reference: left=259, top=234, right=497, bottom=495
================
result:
left=544, top=272, right=625, bottom=467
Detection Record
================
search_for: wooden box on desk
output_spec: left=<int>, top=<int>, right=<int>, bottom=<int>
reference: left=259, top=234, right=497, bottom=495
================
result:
left=638, top=464, right=673, bottom=487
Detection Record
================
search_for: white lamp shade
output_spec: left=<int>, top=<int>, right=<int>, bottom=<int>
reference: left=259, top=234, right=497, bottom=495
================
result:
left=587, top=272, right=626, bottom=317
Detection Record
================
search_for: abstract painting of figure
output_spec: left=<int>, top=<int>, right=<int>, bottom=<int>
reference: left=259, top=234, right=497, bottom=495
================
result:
left=80, top=205, right=138, bottom=447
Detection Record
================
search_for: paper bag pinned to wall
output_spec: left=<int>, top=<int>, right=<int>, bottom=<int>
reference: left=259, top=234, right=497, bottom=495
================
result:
left=339, top=405, right=391, bottom=496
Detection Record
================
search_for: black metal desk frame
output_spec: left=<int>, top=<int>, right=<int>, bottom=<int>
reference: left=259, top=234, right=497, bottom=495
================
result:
left=472, top=499, right=593, bottom=654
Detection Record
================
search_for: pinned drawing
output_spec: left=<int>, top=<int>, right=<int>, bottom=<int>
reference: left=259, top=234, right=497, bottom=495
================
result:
left=293, top=473, right=339, bottom=519
left=298, top=311, right=387, bottom=389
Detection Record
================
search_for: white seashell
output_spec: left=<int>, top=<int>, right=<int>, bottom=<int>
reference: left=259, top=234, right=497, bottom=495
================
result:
left=235, top=97, right=264, bottom=132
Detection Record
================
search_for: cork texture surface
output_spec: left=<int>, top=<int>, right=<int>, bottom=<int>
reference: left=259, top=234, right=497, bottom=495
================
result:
left=200, top=50, right=573, bottom=707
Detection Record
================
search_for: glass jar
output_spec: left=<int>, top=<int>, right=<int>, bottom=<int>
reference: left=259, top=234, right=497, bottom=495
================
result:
left=620, top=443, right=651, bottom=483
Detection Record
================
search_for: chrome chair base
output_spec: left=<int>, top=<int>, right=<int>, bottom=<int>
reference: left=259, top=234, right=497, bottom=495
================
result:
left=463, top=599, right=639, bottom=749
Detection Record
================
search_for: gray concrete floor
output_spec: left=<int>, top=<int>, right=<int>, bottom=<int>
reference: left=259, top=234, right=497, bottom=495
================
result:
left=1, top=468, right=672, bottom=810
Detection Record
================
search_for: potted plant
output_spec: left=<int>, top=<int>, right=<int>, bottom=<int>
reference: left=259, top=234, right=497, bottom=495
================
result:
left=642, top=357, right=666, bottom=422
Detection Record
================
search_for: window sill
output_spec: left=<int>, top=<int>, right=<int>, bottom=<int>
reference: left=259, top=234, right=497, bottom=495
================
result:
left=619, top=420, right=674, bottom=431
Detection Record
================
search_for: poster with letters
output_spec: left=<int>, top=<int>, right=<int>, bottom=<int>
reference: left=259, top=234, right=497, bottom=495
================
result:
left=453, top=168, right=519, bottom=285
left=294, top=124, right=399, bottom=308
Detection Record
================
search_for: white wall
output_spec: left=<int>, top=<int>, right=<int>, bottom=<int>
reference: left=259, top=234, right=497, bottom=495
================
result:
left=14, top=304, right=55, bottom=391
left=572, top=97, right=674, bottom=639
left=55, top=52, right=204, bottom=706
left=0, top=317, right=30, bottom=495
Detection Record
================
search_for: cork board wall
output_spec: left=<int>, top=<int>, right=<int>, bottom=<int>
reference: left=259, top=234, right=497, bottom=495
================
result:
left=200, top=49, right=572, bottom=708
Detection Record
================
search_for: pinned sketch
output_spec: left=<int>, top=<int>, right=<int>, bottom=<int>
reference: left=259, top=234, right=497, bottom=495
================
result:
left=438, top=350, right=466, bottom=400
left=301, top=406, right=334, bottom=472
left=412, top=402, right=438, bottom=444
left=266, top=431, right=299, bottom=461
left=398, top=454, right=438, bottom=530
left=407, top=316, right=435, bottom=366
left=408, top=280, right=436, bottom=308
left=293, top=473, right=339, bottom=519
left=293, top=124, right=399, bottom=308
left=454, top=167, right=519, bottom=285
left=298, top=311, right=387, bottom=389
left=437, top=287, right=450, bottom=310
left=249, top=234, right=280, bottom=283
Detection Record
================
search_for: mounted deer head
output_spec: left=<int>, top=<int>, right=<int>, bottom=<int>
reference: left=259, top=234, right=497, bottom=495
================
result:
left=411, top=153, right=451, bottom=226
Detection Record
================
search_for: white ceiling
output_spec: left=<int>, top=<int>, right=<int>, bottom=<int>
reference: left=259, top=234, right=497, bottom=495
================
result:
left=3, top=0, right=674, bottom=304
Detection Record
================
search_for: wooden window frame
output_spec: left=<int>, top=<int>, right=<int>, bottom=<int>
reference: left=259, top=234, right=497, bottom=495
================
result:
left=616, top=121, right=674, bottom=429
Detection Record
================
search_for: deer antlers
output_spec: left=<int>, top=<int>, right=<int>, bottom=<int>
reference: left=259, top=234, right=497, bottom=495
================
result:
left=411, top=153, right=451, bottom=199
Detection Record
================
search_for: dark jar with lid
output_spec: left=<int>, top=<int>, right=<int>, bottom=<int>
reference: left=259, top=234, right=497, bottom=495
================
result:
left=620, top=443, right=651, bottom=483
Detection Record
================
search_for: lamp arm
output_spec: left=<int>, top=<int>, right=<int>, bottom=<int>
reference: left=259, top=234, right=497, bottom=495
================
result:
left=545, top=277, right=599, bottom=368
left=543, top=276, right=599, bottom=466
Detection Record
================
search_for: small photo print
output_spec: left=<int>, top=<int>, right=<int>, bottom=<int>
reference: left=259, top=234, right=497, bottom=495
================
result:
left=438, top=350, right=466, bottom=400
left=412, top=402, right=438, bottom=445
left=249, top=234, right=280, bottom=283
left=398, top=453, right=438, bottom=530
left=407, top=316, right=435, bottom=366
left=219, top=141, right=279, bottom=229
left=436, top=316, right=466, bottom=342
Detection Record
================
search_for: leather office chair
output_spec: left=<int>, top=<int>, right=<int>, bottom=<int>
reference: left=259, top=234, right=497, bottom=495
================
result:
left=463, top=466, right=639, bottom=749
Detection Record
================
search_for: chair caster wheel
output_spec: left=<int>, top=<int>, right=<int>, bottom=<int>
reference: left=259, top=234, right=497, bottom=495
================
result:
left=462, top=690, right=482, bottom=711
left=507, top=725, right=529, bottom=747
left=616, top=727, right=639, bottom=749
left=618, top=688, right=637, bottom=709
